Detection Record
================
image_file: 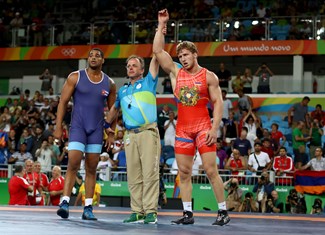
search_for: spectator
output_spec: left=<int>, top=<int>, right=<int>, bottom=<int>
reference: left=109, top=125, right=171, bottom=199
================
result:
left=233, top=127, right=252, bottom=158
left=265, top=190, right=284, bottom=213
left=288, top=96, right=310, bottom=131
left=261, top=138, right=275, bottom=160
left=216, top=139, right=228, bottom=169
left=254, top=63, right=274, bottom=94
left=308, top=118, right=323, bottom=159
left=310, top=104, right=325, bottom=126
left=23, top=159, right=43, bottom=205
left=35, top=139, right=54, bottom=173
left=48, top=135, right=60, bottom=165
left=294, top=145, right=309, bottom=170
left=33, top=161, right=49, bottom=203
left=57, top=141, right=69, bottom=170
left=224, top=148, right=247, bottom=177
left=248, top=142, right=271, bottom=176
left=111, top=130, right=124, bottom=163
left=236, top=89, right=253, bottom=119
left=8, top=165, right=33, bottom=205
left=242, top=108, right=259, bottom=148
left=161, top=76, right=173, bottom=94
left=223, top=111, right=238, bottom=142
left=164, top=111, right=177, bottom=147
left=270, top=123, right=286, bottom=154
left=17, top=127, right=33, bottom=152
left=300, top=147, right=325, bottom=171
left=221, top=90, right=233, bottom=119
left=292, top=121, right=311, bottom=158
left=223, top=178, right=243, bottom=212
left=242, top=67, right=253, bottom=94
left=10, top=12, right=23, bottom=46
left=39, top=69, right=53, bottom=95
left=8, top=143, right=33, bottom=166
left=48, top=166, right=64, bottom=206
left=30, top=125, right=46, bottom=159
left=97, top=152, right=115, bottom=181
left=273, top=147, right=294, bottom=185
left=216, top=62, right=232, bottom=92
left=158, top=104, right=170, bottom=140
left=231, top=71, right=244, bottom=93
left=74, top=182, right=101, bottom=207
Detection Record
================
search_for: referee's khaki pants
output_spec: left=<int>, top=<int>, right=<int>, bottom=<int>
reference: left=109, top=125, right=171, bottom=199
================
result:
left=125, top=124, right=160, bottom=215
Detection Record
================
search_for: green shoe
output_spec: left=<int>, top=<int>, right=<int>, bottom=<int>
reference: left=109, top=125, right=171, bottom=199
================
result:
left=144, top=212, right=158, bottom=224
left=123, top=213, right=144, bottom=223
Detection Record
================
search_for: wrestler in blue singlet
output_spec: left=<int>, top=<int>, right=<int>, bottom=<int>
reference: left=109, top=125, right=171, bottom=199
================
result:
left=68, top=69, right=113, bottom=153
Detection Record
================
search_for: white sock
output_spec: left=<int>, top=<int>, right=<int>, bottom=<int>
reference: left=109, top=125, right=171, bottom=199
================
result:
left=85, top=198, right=93, bottom=207
left=61, top=196, right=70, bottom=203
left=218, top=201, right=227, bottom=211
left=183, top=202, right=192, bottom=212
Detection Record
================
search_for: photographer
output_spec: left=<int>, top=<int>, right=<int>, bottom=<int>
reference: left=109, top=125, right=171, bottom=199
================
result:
left=265, top=190, right=283, bottom=213
left=286, top=188, right=306, bottom=214
left=238, top=192, right=258, bottom=212
left=252, top=172, right=274, bottom=212
left=223, top=178, right=243, bottom=212
left=310, top=198, right=323, bottom=215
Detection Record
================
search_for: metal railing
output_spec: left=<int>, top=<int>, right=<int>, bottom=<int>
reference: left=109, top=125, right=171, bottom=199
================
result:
left=2, top=16, right=325, bottom=47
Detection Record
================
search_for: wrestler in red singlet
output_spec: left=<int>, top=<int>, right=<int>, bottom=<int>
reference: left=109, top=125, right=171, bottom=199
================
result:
left=174, top=67, right=216, bottom=156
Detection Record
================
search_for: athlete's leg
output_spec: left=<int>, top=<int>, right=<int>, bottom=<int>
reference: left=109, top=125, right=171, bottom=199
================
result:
left=84, top=152, right=100, bottom=200
left=176, top=153, right=195, bottom=204
left=62, top=149, right=83, bottom=198
left=200, top=151, right=225, bottom=203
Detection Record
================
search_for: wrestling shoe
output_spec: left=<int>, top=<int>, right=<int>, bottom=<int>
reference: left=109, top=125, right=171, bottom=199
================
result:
left=123, top=213, right=145, bottom=223
left=144, top=213, right=158, bottom=224
left=82, top=205, right=98, bottom=220
left=212, top=209, right=230, bottom=226
left=171, top=211, right=194, bottom=225
left=57, top=200, right=69, bottom=219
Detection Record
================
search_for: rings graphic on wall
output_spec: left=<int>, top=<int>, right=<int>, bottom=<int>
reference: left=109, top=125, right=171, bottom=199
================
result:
left=61, top=48, right=76, bottom=56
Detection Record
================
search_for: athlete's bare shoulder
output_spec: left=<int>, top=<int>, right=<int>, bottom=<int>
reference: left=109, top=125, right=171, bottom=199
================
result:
left=66, top=71, right=79, bottom=86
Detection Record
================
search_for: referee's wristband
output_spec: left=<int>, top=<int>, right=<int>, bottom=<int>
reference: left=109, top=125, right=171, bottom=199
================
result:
left=104, top=121, right=111, bottom=129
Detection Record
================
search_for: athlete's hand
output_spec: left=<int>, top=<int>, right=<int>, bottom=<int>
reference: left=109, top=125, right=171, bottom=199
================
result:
left=158, top=9, right=169, bottom=24
left=205, top=129, right=217, bottom=146
left=104, top=128, right=115, bottom=151
left=53, top=126, right=63, bottom=142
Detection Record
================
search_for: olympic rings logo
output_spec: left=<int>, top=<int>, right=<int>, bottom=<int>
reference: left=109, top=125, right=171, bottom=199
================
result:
left=61, top=48, right=76, bottom=56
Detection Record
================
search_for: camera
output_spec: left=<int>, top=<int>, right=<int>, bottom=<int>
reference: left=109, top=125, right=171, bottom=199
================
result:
left=260, top=175, right=266, bottom=181
left=230, top=182, right=237, bottom=188
left=312, top=198, right=322, bottom=210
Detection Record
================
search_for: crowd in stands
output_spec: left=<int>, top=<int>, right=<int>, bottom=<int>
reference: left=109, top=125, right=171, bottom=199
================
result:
left=1, top=81, right=325, bottom=212
left=1, top=0, right=325, bottom=47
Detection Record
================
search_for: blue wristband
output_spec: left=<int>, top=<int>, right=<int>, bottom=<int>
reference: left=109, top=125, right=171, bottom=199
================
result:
left=104, top=121, right=111, bottom=129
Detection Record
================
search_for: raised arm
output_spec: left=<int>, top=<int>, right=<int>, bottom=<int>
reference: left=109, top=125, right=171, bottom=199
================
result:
left=153, top=9, right=178, bottom=79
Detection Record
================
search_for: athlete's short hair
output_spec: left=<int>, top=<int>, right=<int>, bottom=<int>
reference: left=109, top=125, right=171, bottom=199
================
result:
left=89, top=48, right=104, bottom=58
left=176, top=41, right=198, bottom=55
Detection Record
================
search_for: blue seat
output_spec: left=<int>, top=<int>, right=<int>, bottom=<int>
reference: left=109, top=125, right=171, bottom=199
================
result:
left=162, top=145, right=175, bottom=161
left=259, top=115, right=268, bottom=123
left=269, top=115, right=283, bottom=124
